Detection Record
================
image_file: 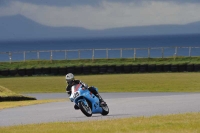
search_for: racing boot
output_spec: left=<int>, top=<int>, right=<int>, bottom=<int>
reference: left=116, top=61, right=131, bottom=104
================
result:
left=96, top=94, right=106, bottom=106
left=74, top=104, right=79, bottom=110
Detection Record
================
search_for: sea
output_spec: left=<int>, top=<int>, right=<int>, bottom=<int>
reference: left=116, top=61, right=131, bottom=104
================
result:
left=0, top=34, right=200, bottom=61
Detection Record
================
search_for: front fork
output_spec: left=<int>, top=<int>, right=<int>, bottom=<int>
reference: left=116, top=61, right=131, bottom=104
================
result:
left=77, top=98, right=89, bottom=107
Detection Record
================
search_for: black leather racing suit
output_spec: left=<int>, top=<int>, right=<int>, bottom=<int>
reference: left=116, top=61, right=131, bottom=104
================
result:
left=66, top=80, right=85, bottom=95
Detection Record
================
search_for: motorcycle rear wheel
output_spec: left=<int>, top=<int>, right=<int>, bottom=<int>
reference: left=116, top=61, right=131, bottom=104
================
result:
left=78, top=101, right=92, bottom=117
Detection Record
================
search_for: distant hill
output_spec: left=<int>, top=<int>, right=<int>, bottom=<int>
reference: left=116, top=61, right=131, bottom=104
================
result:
left=1, top=15, right=200, bottom=41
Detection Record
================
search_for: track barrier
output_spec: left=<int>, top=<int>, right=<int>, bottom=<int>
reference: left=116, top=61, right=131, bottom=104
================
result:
left=1, top=64, right=200, bottom=77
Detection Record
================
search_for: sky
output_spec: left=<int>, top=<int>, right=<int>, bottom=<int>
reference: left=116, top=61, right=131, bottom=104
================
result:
left=0, top=0, right=200, bottom=30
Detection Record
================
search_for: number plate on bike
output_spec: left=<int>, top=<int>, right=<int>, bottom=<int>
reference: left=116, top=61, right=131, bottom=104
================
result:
left=73, top=92, right=80, bottom=99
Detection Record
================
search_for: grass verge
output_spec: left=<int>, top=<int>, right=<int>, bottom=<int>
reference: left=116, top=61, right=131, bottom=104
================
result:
left=0, top=85, right=36, bottom=102
left=0, top=113, right=199, bottom=133
left=0, top=73, right=200, bottom=93
left=0, top=99, right=67, bottom=110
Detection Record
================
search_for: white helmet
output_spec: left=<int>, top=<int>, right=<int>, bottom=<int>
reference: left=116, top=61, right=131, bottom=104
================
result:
left=65, top=73, right=74, bottom=84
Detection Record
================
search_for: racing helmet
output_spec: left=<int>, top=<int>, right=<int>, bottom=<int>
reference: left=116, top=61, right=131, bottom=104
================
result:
left=65, top=73, right=74, bottom=84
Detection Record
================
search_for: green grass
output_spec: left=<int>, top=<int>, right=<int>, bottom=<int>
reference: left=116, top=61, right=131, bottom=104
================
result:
left=0, top=99, right=67, bottom=110
left=0, top=83, right=66, bottom=109
left=0, top=73, right=200, bottom=132
left=0, top=113, right=199, bottom=133
left=0, top=85, right=36, bottom=101
left=0, top=73, right=200, bottom=93
left=0, top=85, right=19, bottom=97
left=1, top=57, right=200, bottom=70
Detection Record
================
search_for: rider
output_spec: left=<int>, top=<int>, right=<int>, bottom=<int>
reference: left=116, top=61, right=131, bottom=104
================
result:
left=65, top=73, right=106, bottom=110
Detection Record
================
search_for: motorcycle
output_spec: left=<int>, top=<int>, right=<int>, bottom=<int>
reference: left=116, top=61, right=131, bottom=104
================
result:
left=69, top=84, right=109, bottom=117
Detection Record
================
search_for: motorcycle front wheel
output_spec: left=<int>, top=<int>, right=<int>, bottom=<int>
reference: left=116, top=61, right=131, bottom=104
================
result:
left=78, top=101, right=92, bottom=117
left=101, top=105, right=109, bottom=116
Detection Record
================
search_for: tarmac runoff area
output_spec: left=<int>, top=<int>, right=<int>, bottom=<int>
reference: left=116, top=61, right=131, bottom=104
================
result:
left=0, top=92, right=200, bottom=126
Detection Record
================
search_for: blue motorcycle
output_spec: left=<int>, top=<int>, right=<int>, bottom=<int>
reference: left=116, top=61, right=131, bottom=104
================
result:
left=69, top=84, right=109, bottom=117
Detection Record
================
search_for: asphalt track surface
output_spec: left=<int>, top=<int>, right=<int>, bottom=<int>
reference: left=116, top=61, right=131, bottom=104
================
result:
left=0, top=92, right=200, bottom=127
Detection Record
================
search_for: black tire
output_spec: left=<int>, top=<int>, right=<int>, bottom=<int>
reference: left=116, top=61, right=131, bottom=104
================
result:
left=123, top=65, right=132, bottom=73
left=82, top=66, right=91, bottom=74
left=132, top=64, right=139, bottom=73
left=9, top=69, right=18, bottom=76
left=186, top=64, right=194, bottom=72
left=148, top=64, right=156, bottom=72
left=67, top=66, right=75, bottom=73
left=34, top=67, right=42, bottom=75
left=74, top=66, right=83, bottom=74
left=26, top=68, right=34, bottom=76
left=78, top=101, right=92, bottom=117
left=101, top=105, right=109, bottom=116
left=139, top=64, right=148, bottom=73
left=107, top=65, right=116, bottom=73
left=156, top=64, right=163, bottom=72
left=163, top=64, right=171, bottom=72
left=18, top=69, right=26, bottom=76
left=171, top=64, right=179, bottom=72
left=116, top=65, right=123, bottom=73
left=42, top=67, right=50, bottom=75
left=99, top=65, right=107, bottom=74
left=91, top=66, right=99, bottom=74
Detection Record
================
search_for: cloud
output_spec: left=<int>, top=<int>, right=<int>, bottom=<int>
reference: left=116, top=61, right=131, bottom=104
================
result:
left=1, top=1, right=200, bottom=30
left=3, top=0, right=200, bottom=6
